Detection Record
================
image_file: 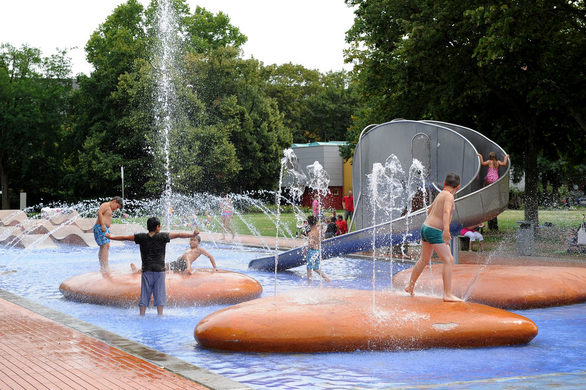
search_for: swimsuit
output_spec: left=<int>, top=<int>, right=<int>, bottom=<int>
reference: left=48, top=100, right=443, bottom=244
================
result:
left=485, top=166, right=499, bottom=184
left=93, top=224, right=110, bottom=246
left=306, top=248, right=321, bottom=270
left=420, top=223, right=444, bottom=244
left=168, top=257, right=187, bottom=272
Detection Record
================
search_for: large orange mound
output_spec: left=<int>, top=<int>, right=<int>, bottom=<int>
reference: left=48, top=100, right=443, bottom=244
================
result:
left=60, top=269, right=262, bottom=306
left=392, top=264, right=586, bottom=309
left=194, top=288, right=537, bottom=353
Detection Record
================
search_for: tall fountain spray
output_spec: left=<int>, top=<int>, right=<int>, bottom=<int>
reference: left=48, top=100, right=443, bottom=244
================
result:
left=273, top=149, right=307, bottom=294
left=306, top=161, right=330, bottom=283
left=153, top=0, right=182, bottom=230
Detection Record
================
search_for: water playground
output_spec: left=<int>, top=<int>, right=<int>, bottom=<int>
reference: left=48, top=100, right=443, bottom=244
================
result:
left=1, top=119, right=585, bottom=389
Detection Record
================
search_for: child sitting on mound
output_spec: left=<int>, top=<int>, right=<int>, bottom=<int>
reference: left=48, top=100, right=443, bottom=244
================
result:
left=130, top=235, right=217, bottom=274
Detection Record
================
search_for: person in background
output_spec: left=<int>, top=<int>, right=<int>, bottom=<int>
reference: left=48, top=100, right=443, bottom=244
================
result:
left=325, top=216, right=339, bottom=239
left=460, top=224, right=484, bottom=252
left=336, top=214, right=348, bottom=235
left=312, top=194, right=320, bottom=217
left=343, top=190, right=354, bottom=224
left=478, top=152, right=509, bottom=186
left=220, top=193, right=235, bottom=241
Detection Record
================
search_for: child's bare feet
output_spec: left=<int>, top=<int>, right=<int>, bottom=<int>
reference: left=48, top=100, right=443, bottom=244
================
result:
left=405, top=283, right=415, bottom=296
left=443, top=294, right=463, bottom=302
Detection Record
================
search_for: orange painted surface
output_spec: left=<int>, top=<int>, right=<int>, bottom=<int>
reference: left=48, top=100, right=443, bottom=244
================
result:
left=0, top=298, right=205, bottom=389
left=60, top=269, right=262, bottom=306
left=392, top=264, right=586, bottom=309
left=194, top=288, right=538, bottom=353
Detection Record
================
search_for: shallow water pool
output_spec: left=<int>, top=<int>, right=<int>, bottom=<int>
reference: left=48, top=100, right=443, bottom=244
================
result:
left=0, top=242, right=584, bottom=389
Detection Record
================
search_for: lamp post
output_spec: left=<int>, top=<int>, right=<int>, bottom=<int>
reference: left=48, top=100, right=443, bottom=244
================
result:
left=121, top=166, right=125, bottom=200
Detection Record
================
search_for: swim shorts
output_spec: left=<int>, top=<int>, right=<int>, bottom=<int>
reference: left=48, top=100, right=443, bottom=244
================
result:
left=93, top=224, right=110, bottom=246
left=167, top=257, right=187, bottom=272
left=139, top=271, right=166, bottom=307
left=306, top=248, right=321, bottom=270
left=420, top=224, right=444, bottom=244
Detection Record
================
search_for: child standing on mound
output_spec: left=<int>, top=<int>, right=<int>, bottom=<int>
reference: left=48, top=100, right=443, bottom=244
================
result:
left=305, top=215, right=331, bottom=284
left=106, top=217, right=199, bottom=316
left=405, top=173, right=462, bottom=302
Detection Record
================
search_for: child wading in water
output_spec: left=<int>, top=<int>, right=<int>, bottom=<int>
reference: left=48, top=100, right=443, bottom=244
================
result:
left=305, top=215, right=331, bottom=284
left=405, top=173, right=463, bottom=302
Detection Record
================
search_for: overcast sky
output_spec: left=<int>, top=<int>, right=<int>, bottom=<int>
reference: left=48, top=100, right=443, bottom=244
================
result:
left=1, top=0, right=356, bottom=75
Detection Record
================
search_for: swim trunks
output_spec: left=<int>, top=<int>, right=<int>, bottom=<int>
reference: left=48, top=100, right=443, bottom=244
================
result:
left=93, top=224, right=110, bottom=246
left=306, top=248, right=321, bottom=270
left=420, top=224, right=444, bottom=244
left=167, top=257, right=187, bottom=272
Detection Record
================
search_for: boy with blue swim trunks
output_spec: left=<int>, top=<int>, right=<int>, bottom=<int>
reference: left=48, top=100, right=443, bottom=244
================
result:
left=304, top=215, right=331, bottom=284
left=405, top=173, right=463, bottom=302
left=94, top=197, right=123, bottom=277
left=106, top=217, right=200, bottom=316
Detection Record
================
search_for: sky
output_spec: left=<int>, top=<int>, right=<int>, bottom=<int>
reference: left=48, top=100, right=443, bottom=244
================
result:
left=1, top=0, right=356, bottom=76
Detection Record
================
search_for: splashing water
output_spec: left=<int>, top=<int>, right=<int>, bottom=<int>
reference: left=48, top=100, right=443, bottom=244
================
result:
left=153, top=0, right=182, bottom=230
left=305, top=161, right=330, bottom=284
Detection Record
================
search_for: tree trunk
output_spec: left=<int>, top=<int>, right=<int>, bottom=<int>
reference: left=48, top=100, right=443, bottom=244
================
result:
left=523, top=124, right=539, bottom=230
left=0, top=156, right=9, bottom=209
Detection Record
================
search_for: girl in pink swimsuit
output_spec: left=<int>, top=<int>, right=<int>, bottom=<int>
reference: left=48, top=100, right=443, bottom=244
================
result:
left=478, top=152, right=509, bottom=186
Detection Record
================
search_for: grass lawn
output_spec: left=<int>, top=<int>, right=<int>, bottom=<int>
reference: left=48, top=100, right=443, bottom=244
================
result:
left=115, top=208, right=586, bottom=259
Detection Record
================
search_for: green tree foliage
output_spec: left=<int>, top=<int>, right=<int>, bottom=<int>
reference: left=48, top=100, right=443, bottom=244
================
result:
left=185, top=47, right=292, bottom=191
left=0, top=43, right=72, bottom=208
left=69, top=0, right=250, bottom=198
left=345, top=0, right=586, bottom=225
left=264, top=64, right=357, bottom=144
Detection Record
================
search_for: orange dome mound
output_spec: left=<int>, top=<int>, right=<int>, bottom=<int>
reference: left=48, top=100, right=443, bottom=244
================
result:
left=392, top=264, right=586, bottom=309
left=194, top=288, right=537, bottom=353
left=60, top=269, right=262, bottom=306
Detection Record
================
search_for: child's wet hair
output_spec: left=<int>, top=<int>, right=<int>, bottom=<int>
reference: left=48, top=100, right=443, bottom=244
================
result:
left=444, top=173, right=460, bottom=188
left=307, top=215, right=317, bottom=226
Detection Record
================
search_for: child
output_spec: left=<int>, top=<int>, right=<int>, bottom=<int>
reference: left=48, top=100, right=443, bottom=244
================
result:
left=336, top=214, right=348, bottom=235
left=404, top=173, right=462, bottom=302
left=305, top=215, right=331, bottom=283
left=220, top=194, right=235, bottom=241
left=106, top=217, right=199, bottom=316
left=460, top=224, right=484, bottom=252
left=94, top=196, right=123, bottom=277
left=477, top=152, right=509, bottom=186
left=167, top=235, right=217, bottom=274
left=324, top=216, right=339, bottom=239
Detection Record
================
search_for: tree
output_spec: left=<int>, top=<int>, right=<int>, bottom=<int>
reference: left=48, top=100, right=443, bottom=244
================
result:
left=345, top=0, right=586, bottom=226
left=0, top=43, right=72, bottom=208
left=69, top=0, right=251, bottom=198
left=185, top=47, right=292, bottom=191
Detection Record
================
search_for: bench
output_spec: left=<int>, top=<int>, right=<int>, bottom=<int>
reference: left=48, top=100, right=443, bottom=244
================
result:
left=457, top=235, right=470, bottom=251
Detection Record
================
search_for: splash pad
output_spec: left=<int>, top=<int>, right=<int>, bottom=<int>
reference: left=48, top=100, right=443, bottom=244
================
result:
left=393, top=263, right=586, bottom=309
left=195, top=288, right=538, bottom=352
left=60, top=268, right=263, bottom=306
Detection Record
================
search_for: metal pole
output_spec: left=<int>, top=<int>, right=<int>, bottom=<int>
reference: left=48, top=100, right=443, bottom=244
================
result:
left=121, top=166, right=125, bottom=200
left=349, top=123, right=378, bottom=231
